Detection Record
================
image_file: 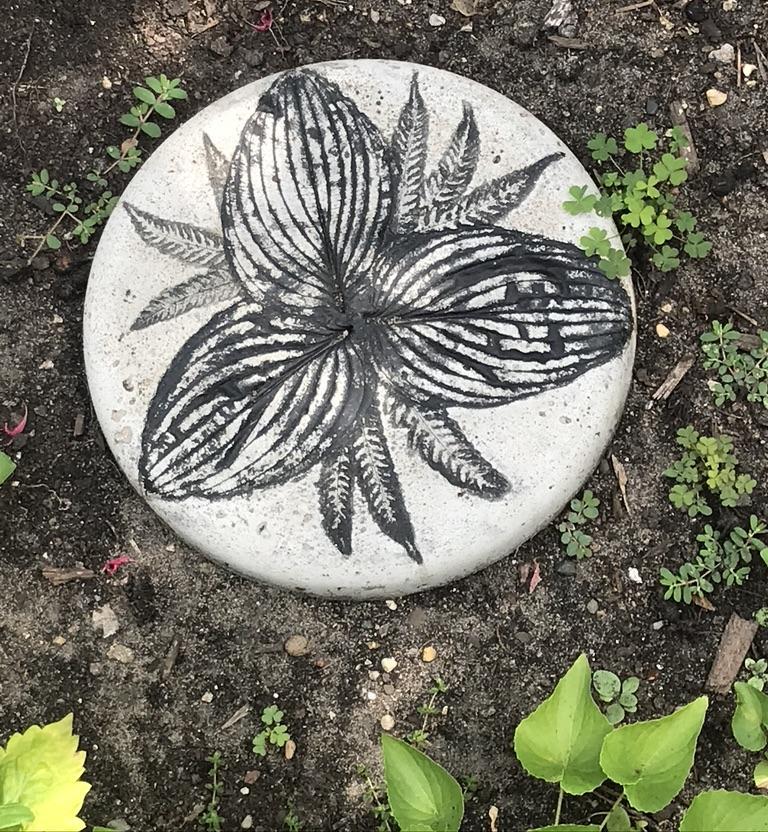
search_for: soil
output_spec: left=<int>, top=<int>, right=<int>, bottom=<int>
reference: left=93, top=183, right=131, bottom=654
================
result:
left=1, top=0, right=768, bottom=830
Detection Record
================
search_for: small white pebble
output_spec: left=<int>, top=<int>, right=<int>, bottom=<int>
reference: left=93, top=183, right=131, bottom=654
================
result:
left=429, top=13, right=446, bottom=26
left=366, top=690, right=377, bottom=701
left=368, top=670, right=381, bottom=681
left=380, top=713, right=395, bottom=731
left=385, top=599, right=398, bottom=610
left=240, top=787, right=250, bottom=795
left=381, top=657, right=397, bottom=673
left=241, top=816, right=254, bottom=830
left=370, top=9, right=380, bottom=22
left=652, top=621, right=665, bottom=631
left=627, top=567, right=643, bottom=584
left=201, top=691, right=214, bottom=703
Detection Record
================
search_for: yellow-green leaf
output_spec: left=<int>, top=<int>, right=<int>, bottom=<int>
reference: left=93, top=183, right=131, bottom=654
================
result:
left=0, top=714, right=91, bottom=831
left=732, top=682, right=768, bottom=752
left=381, top=735, right=463, bottom=832
left=600, top=697, right=708, bottom=812
left=680, top=790, right=768, bottom=832
left=514, top=654, right=612, bottom=795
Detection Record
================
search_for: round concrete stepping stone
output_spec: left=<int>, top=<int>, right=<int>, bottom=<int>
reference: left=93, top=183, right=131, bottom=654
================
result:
left=85, top=60, right=635, bottom=598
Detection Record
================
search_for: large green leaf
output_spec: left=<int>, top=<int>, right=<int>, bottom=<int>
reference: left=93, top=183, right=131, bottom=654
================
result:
left=381, top=735, right=463, bottom=832
left=514, top=654, right=612, bottom=795
left=732, top=682, right=768, bottom=752
left=680, top=790, right=768, bottom=832
left=599, top=696, right=708, bottom=812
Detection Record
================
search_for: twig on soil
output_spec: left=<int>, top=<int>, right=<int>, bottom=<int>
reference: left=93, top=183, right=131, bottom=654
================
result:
left=220, top=704, right=250, bottom=731
left=547, top=35, right=588, bottom=49
left=752, top=39, right=768, bottom=83
left=12, top=22, right=35, bottom=153
left=669, top=101, right=700, bottom=176
left=737, top=43, right=742, bottom=89
left=41, top=566, right=97, bottom=586
left=649, top=354, right=695, bottom=406
left=728, top=305, right=761, bottom=328
left=616, top=0, right=653, bottom=12
left=706, top=612, right=758, bottom=695
left=161, top=634, right=182, bottom=680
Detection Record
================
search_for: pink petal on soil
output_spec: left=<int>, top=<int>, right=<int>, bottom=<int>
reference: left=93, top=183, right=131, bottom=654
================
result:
left=3, top=403, right=28, bottom=438
left=101, top=555, right=132, bottom=576
left=253, top=8, right=273, bottom=31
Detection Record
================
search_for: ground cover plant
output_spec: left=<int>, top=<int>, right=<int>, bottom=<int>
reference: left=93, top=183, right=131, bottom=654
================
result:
left=380, top=656, right=768, bottom=831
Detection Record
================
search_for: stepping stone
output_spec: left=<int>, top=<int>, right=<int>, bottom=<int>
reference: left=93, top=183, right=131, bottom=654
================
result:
left=85, top=60, right=635, bottom=598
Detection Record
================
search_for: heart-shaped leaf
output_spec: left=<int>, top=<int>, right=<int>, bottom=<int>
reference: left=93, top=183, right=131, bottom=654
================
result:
left=732, top=682, right=768, bottom=752
left=680, top=790, right=768, bottom=832
left=514, top=654, right=612, bottom=795
left=381, top=735, right=463, bottom=832
left=600, top=696, right=708, bottom=812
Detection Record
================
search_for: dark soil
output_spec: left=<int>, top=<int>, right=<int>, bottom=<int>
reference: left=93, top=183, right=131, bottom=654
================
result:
left=1, top=0, right=768, bottom=830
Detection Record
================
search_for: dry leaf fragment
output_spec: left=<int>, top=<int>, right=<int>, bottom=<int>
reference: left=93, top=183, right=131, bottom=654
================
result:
left=92, top=603, right=120, bottom=638
left=650, top=354, right=694, bottom=404
left=610, top=454, right=631, bottom=514
left=706, top=88, right=728, bottom=107
left=489, top=805, right=499, bottom=832
left=451, top=0, right=478, bottom=15
left=529, top=560, right=542, bottom=594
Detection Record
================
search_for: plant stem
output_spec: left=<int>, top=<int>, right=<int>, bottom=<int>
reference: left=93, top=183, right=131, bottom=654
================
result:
left=102, top=99, right=162, bottom=176
left=554, top=787, right=564, bottom=826
left=598, top=792, right=625, bottom=831
left=364, top=773, right=392, bottom=832
left=25, top=209, right=72, bottom=264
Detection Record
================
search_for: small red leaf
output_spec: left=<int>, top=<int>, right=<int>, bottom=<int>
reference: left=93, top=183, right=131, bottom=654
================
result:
left=101, top=555, right=132, bottom=576
left=3, top=402, right=28, bottom=440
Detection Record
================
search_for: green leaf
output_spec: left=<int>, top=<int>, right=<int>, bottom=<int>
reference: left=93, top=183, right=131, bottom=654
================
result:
left=0, top=803, right=35, bottom=830
left=46, top=234, right=61, bottom=250
left=381, top=735, right=464, bottom=832
left=140, top=121, right=162, bottom=138
left=675, top=211, right=696, bottom=233
left=0, top=714, right=91, bottom=831
left=154, top=101, right=176, bottom=119
left=587, top=133, right=618, bottom=162
left=755, top=760, right=768, bottom=790
left=120, top=113, right=140, bottom=127
left=563, top=185, right=597, bottom=215
left=579, top=228, right=611, bottom=258
left=598, top=248, right=631, bottom=280
left=652, top=245, right=680, bottom=273
left=624, top=123, right=658, bottom=153
left=605, top=802, right=632, bottom=832
left=593, top=670, right=621, bottom=701
left=166, top=87, right=188, bottom=100
left=599, top=696, right=708, bottom=812
left=145, top=76, right=163, bottom=94
left=605, top=703, right=625, bottom=725
left=252, top=731, right=267, bottom=757
left=680, top=790, right=768, bottom=832
left=133, top=86, right=156, bottom=105
left=106, top=145, right=121, bottom=159
left=514, top=654, right=612, bottom=795
left=0, top=451, right=16, bottom=485
left=653, top=153, right=688, bottom=186
left=684, top=232, right=712, bottom=259
left=732, top=682, right=768, bottom=751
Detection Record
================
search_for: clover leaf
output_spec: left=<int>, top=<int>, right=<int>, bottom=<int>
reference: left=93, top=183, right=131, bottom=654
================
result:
left=653, top=245, right=680, bottom=273
left=579, top=227, right=612, bottom=258
left=587, top=132, right=619, bottom=162
left=624, top=122, right=658, bottom=153
left=563, top=185, right=598, bottom=215
left=653, top=153, right=688, bottom=186
left=684, top=232, right=712, bottom=259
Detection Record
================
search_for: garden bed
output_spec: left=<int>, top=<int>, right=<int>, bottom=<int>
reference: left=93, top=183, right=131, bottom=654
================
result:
left=1, top=0, right=767, bottom=829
